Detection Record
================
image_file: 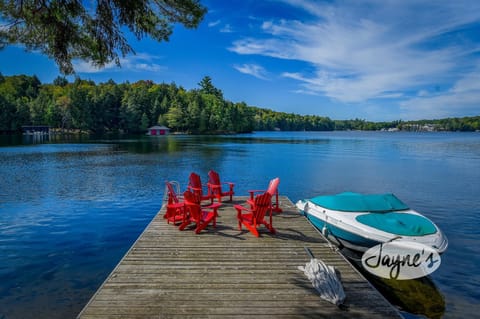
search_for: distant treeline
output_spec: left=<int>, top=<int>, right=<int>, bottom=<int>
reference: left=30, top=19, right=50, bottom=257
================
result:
left=0, top=73, right=479, bottom=134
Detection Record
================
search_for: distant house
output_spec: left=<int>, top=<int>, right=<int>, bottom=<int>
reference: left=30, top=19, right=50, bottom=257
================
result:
left=21, top=125, right=50, bottom=135
left=147, top=125, right=170, bottom=136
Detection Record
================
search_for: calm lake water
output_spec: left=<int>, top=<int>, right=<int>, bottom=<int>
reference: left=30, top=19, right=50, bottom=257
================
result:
left=0, top=131, right=479, bottom=318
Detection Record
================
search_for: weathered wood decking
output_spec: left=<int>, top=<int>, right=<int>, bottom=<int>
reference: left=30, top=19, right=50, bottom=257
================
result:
left=78, top=197, right=402, bottom=318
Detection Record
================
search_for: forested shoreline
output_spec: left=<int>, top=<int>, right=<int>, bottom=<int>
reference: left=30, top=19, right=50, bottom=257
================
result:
left=1, top=73, right=479, bottom=134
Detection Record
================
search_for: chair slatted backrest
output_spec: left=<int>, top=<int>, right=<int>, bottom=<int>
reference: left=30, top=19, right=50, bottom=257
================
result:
left=183, top=190, right=202, bottom=222
left=164, top=181, right=185, bottom=225
left=189, top=172, right=202, bottom=190
left=266, top=177, right=280, bottom=196
left=166, top=181, right=180, bottom=204
left=253, top=192, right=273, bottom=221
left=207, top=169, right=234, bottom=202
left=208, top=170, right=220, bottom=185
left=188, top=172, right=210, bottom=201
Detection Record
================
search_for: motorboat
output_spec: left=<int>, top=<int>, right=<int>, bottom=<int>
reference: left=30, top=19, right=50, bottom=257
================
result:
left=295, top=192, right=448, bottom=254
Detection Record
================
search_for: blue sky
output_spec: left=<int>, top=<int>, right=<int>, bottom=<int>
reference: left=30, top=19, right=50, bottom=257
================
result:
left=2, top=0, right=480, bottom=121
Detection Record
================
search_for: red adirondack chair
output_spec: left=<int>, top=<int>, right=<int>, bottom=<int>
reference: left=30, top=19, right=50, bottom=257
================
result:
left=188, top=172, right=213, bottom=204
left=207, top=170, right=235, bottom=202
left=164, top=181, right=185, bottom=225
left=179, top=189, right=220, bottom=234
left=248, top=177, right=282, bottom=213
left=235, top=191, right=276, bottom=237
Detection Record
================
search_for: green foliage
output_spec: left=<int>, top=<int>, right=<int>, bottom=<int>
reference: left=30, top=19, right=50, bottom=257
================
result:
left=53, top=76, right=68, bottom=87
left=0, top=0, right=207, bottom=74
left=0, top=74, right=42, bottom=131
left=140, top=113, right=149, bottom=131
left=0, top=94, right=15, bottom=130
left=0, top=74, right=479, bottom=134
left=198, top=76, right=223, bottom=99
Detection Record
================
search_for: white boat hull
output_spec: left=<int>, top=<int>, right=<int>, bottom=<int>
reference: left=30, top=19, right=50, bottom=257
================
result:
left=296, top=199, right=448, bottom=254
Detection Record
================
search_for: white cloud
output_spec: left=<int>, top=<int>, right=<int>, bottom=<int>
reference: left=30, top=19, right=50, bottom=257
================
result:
left=132, top=62, right=164, bottom=73
left=73, top=53, right=165, bottom=74
left=208, top=20, right=221, bottom=27
left=400, top=68, right=480, bottom=120
left=228, top=0, right=480, bottom=118
left=207, top=17, right=234, bottom=33
left=234, top=63, right=269, bottom=80
left=72, top=61, right=109, bottom=73
left=220, top=24, right=234, bottom=33
left=417, top=90, right=430, bottom=97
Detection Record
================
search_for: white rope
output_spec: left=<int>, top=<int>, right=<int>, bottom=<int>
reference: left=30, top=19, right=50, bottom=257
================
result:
left=298, top=258, right=346, bottom=306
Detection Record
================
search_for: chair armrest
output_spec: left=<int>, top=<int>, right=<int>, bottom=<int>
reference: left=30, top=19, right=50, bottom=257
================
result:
left=234, top=204, right=252, bottom=214
left=248, top=189, right=266, bottom=199
left=224, top=182, right=235, bottom=191
left=206, top=202, right=222, bottom=210
left=167, top=202, right=184, bottom=209
left=207, top=183, right=221, bottom=190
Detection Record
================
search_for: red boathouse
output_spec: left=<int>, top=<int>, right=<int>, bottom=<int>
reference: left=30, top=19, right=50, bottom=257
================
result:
left=147, top=125, right=170, bottom=136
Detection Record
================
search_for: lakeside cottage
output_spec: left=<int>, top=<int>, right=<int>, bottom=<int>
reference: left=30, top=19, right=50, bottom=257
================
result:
left=147, top=125, right=170, bottom=136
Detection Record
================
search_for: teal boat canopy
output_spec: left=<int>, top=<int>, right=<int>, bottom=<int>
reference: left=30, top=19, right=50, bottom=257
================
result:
left=309, top=192, right=409, bottom=212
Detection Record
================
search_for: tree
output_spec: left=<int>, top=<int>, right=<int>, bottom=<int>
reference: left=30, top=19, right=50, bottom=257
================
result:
left=198, top=76, right=223, bottom=99
left=56, top=95, right=72, bottom=131
left=121, top=81, right=154, bottom=132
left=140, top=112, right=149, bottom=131
left=165, top=102, right=184, bottom=131
left=0, top=0, right=207, bottom=74
left=0, top=94, right=15, bottom=130
left=53, top=76, right=68, bottom=87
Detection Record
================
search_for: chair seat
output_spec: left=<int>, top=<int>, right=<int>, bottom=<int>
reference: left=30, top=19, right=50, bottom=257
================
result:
left=238, top=212, right=254, bottom=224
left=165, top=213, right=185, bottom=224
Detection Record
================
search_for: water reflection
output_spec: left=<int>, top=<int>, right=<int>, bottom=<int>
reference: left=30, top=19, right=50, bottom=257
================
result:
left=341, top=248, right=445, bottom=319
left=370, top=275, right=445, bottom=319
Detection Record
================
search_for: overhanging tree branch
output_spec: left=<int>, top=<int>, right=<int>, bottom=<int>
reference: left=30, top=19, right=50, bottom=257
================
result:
left=0, top=0, right=207, bottom=74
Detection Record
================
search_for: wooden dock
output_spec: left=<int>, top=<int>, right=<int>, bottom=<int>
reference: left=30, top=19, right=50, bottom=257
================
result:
left=78, top=197, right=402, bottom=318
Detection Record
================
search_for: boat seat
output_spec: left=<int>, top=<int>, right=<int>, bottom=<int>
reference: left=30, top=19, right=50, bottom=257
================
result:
left=356, top=212, right=437, bottom=236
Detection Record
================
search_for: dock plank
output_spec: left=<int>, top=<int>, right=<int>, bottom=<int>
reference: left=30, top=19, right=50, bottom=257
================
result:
left=78, top=197, right=401, bottom=318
